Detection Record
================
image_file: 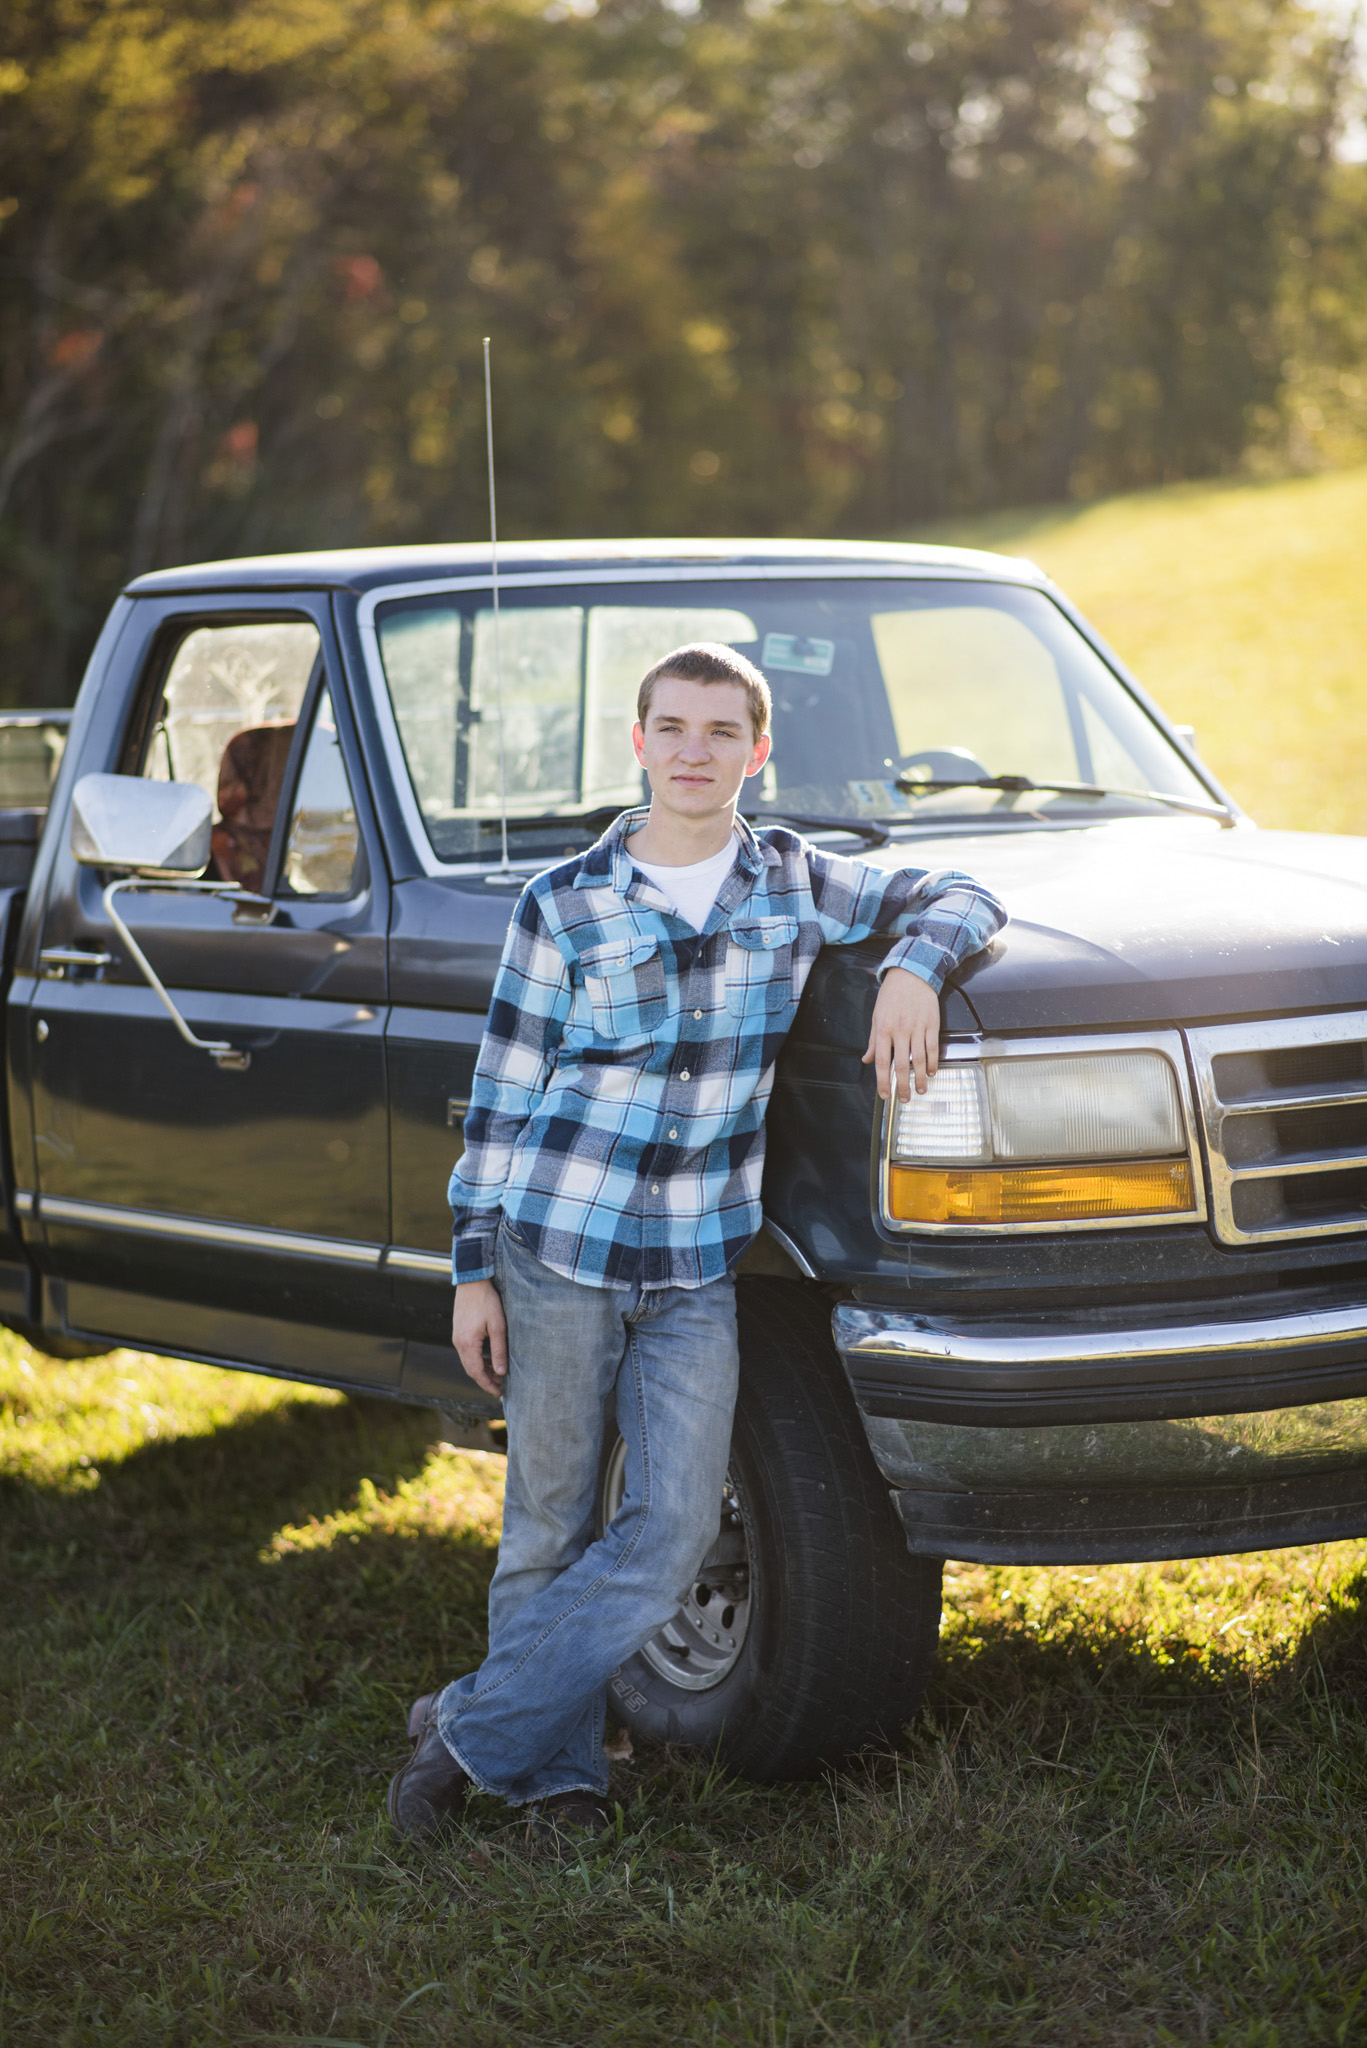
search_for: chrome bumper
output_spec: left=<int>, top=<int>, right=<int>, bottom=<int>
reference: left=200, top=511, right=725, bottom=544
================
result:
left=833, top=1297, right=1367, bottom=1563
left=832, top=1295, right=1367, bottom=1429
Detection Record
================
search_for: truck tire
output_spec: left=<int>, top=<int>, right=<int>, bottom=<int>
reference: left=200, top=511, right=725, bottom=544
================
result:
left=601, top=1276, right=943, bottom=1781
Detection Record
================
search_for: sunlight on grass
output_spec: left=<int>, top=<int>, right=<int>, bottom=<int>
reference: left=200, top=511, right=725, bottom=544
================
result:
left=8, top=1329, right=1366, bottom=1697
left=943, top=1545, right=1367, bottom=1681
left=0, top=1327, right=341, bottom=1490
left=264, top=1444, right=506, bottom=1560
left=7, top=1327, right=1367, bottom=2042
left=913, top=462, right=1367, bottom=837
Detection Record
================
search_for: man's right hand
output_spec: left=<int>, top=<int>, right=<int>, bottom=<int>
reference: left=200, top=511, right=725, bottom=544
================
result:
left=451, top=1279, right=508, bottom=1397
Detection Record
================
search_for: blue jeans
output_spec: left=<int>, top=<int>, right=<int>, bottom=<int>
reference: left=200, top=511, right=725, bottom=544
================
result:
left=437, top=1223, right=740, bottom=1806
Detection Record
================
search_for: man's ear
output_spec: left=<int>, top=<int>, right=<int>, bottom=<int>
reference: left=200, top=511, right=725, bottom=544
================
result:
left=743, top=731, right=772, bottom=778
left=631, top=721, right=647, bottom=768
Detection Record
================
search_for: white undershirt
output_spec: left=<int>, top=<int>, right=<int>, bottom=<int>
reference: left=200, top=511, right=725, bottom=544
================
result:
left=631, top=837, right=737, bottom=933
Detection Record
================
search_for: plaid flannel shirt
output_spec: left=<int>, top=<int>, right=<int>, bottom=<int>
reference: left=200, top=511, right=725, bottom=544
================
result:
left=450, top=809, right=1006, bottom=1291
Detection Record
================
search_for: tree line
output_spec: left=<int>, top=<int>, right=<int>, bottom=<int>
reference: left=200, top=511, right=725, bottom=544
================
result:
left=1, top=0, right=1363, bottom=701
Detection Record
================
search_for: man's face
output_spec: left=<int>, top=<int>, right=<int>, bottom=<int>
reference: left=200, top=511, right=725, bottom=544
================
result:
left=632, top=677, right=771, bottom=822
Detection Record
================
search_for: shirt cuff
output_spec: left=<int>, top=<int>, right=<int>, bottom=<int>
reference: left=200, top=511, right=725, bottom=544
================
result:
left=877, top=933, right=953, bottom=993
left=452, top=1229, right=499, bottom=1286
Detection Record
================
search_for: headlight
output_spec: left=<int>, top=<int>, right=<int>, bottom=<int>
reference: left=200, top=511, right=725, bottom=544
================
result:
left=987, top=1053, right=1183, bottom=1161
left=886, top=1049, right=1196, bottom=1228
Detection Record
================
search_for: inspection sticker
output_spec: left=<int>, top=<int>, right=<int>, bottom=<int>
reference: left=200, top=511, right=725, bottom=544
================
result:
left=762, top=633, right=835, bottom=676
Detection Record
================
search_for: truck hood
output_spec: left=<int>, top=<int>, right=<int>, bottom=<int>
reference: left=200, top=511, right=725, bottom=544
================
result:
left=862, top=817, right=1367, bottom=1032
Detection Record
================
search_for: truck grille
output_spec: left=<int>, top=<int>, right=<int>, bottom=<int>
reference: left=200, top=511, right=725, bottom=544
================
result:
left=1187, top=1014, right=1367, bottom=1244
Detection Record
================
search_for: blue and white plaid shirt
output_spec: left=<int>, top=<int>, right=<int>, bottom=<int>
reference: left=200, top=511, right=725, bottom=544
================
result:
left=450, top=810, right=1006, bottom=1291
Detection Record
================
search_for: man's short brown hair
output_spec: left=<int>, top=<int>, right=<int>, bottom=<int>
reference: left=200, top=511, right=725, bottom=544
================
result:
left=637, top=643, right=772, bottom=739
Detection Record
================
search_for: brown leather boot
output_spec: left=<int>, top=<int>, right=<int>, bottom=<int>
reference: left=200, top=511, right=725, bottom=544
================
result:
left=386, top=1692, right=469, bottom=1837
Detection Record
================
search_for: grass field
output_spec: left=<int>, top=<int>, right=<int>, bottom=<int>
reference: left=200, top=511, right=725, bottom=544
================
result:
left=4, top=1334, right=1367, bottom=2047
left=916, top=463, right=1367, bottom=838
left=7, top=468, right=1367, bottom=2045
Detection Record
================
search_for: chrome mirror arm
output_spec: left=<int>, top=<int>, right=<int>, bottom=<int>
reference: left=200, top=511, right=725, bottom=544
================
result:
left=101, top=877, right=253, bottom=1072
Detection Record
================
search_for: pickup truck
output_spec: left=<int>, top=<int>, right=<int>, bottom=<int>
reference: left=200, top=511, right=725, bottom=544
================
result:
left=8, top=540, right=1367, bottom=1781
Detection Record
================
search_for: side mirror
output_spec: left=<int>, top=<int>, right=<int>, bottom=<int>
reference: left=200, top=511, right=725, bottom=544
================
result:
left=70, top=773, right=211, bottom=874
left=67, top=773, right=250, bottom=1071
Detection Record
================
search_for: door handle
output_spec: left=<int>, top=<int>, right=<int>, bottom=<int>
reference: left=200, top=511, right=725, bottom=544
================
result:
left=39, top=947, right=114, bottom=980
left=231, top=896, right=282, bottom=927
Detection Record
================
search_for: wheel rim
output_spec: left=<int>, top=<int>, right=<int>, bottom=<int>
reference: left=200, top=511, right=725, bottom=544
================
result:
left=600, top=1436, right=754, bottom=1693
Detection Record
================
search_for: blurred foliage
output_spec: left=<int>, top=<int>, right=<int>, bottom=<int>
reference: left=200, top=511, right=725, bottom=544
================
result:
left=0, top=0, right=1363, bottom=701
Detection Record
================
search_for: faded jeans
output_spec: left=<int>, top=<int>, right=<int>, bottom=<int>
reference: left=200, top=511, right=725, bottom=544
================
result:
left=436, top=1223, right=740, bottom=1806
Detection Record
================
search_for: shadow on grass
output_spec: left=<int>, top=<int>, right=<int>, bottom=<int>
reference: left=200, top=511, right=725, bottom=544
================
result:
left=1, top=1395, right=503, bottom=1801
left=9, top=1374, right=1367, bottom=1796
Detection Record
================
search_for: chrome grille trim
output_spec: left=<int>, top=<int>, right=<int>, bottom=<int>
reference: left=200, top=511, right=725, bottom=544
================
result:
left=1188, top=1011, right=1367, bottom=1244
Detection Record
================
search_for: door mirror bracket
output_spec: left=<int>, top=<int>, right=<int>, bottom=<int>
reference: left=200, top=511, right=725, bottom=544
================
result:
left=70, top=774, right=256, bottom=1071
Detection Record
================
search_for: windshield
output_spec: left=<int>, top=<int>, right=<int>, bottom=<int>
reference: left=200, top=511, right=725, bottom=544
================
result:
left=372, top=578, right=1213, bottom=863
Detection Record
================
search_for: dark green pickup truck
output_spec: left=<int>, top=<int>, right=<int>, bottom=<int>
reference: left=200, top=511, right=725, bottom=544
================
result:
left=7, top=538, right=1367, bottom=1777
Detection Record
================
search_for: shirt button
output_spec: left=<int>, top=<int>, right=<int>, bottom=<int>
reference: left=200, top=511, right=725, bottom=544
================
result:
left=680, top=1069, right=690, bottom=1082
left=668, top=1128, right=677, bottom=1140
left=651, top=1183, right=660, bottom=1194
left=694, top=1008, right=703, bottom=1019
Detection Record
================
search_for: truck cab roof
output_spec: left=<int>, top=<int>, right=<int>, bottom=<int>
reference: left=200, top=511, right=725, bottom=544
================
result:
left=124, top=537, right=1050, bottom=597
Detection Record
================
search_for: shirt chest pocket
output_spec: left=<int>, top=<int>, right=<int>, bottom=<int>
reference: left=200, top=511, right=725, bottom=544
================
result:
left=579, top=935, right=668, bottom=1039
left=725, top=915, right=800, bottom=1018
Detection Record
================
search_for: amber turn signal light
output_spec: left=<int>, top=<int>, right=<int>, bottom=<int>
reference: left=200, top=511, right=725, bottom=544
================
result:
left=887, top=1158, right=1195, bottom=1225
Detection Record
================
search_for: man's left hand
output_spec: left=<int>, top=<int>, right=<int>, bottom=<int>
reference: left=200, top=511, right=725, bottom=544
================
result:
left=862, top=967, right=940, bottom=1102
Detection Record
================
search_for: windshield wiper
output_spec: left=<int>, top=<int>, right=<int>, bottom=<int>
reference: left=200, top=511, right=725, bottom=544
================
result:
left=480, top=805, right=630, bottom=836
left=741, top=809, right=892, bottom=848
left=894, top=773, right=1234, bottom=826
left=482, top=804, right=894, bottom=848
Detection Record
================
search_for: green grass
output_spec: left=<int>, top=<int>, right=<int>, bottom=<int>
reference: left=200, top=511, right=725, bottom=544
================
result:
left=913, top=462, right=1367, bottom=838
left=5, top=1332, right=1367, bottom=2046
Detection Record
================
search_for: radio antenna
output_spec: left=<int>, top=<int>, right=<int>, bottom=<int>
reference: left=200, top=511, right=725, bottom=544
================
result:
left=483, top=336, right=510, bottom=875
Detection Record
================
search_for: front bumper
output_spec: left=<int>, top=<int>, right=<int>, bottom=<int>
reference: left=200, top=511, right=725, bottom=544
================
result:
left=833, top=1297, right=1367, bottom=1563
left=890, top=1468, right=1367, bottom=1565
left=833, top=1295, right=1367, bottom=1427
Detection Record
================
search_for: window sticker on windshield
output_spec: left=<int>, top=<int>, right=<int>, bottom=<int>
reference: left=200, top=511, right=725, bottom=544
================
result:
left=848, top=779, right=911, bottom=815
left=762, top=633, right=835, bottom=676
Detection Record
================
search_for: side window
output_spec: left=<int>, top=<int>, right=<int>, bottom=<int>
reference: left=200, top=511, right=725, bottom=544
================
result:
left=279, top=686, right=361, bottom=899
left=141, top=618, right=319, bottom=889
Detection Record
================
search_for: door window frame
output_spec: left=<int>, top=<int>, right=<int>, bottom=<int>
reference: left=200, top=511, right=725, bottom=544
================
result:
left=24, top=590, right=385, bottom=986
left=117, top=605, right=367, bottom=906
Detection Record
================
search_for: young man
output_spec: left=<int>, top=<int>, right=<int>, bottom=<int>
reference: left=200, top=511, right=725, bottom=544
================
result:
left=388, top=642, right=1006, bottom=1848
